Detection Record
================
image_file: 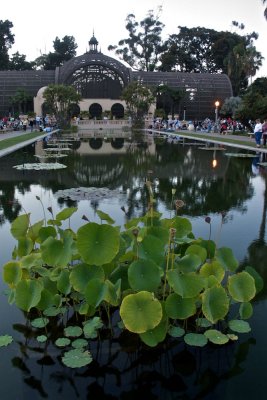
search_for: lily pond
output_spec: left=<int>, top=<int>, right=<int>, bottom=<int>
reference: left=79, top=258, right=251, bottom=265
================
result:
left=0, top=130, right=267, bottom=400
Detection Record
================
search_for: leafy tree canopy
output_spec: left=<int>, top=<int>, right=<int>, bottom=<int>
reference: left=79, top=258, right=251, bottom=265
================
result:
left=108, top=7, right=167, bottom=71
left=35, top=36, right=78, bottom=70
left=0, top=19, right=14, bottom=70
left=9, top=52, right=35, bottom=70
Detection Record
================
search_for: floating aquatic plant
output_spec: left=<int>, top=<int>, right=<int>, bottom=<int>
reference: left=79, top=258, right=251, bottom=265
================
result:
left=13, top=163, right=67, bottom=170
left=0, top=335, right=13, bottom=347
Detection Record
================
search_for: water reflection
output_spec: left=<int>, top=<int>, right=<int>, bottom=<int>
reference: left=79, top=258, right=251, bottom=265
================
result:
left=1, top=131, right=267, bottom=399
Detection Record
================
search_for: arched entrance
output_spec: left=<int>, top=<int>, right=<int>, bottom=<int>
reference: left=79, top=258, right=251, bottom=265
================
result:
left=89, top=103, right=102, bottom=119
left=111, top=103, right=124, bottom=119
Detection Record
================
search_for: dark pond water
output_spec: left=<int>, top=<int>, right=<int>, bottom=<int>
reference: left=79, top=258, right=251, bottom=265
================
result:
left=0, top=131, right=267, bottom=400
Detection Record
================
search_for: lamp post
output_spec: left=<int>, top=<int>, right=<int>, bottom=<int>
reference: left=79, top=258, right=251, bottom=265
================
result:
left=214, top=100, right=220, bottom=133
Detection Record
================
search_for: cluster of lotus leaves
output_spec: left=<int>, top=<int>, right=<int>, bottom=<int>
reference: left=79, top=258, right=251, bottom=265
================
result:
left=1, top=207, right=264, bottom=358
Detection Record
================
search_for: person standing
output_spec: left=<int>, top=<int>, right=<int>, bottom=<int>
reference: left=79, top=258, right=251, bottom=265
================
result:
left=262, top=118, right=267, bottom=146
left=254, top=119, right=263, bottom=147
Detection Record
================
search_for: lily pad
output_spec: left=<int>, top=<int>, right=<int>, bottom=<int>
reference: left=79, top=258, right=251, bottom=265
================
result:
left=62, top=349, right=92, bottom=368
left=31, top=317, right=49, bottom=328
left=55, top=337, right=71, bottom=347
left=13, top=163, right=67, bottom=170
left=64, top=326, right=83, bottom=338
left=184, top=333, right=207, bottom=347
left=168, top=326, right=185, bottom=338
left=204, top=329, right=229, bottom=345
left=0, top=335, right=13, bottom=347
left=72, top=338, right=88, bottom=349
left=37, top=335, right=47, bottom=343
left=228, top=319, right=251, bottom=333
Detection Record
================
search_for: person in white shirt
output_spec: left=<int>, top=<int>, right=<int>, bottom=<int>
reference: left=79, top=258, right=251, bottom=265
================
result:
left=254, top=119, right=263, bottom=147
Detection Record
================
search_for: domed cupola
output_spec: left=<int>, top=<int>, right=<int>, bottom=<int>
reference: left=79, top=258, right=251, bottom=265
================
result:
left=88, top=32, right=99, bottom=53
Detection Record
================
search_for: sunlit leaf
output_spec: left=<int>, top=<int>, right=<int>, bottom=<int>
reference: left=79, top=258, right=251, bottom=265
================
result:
left=11, top=214, right=30, bottom=239
left=228, top=271, right=256, bottom=302
left=216, top=247, right=238, bottom=272
left=77, top=223, right=120, bottom=266
left=167, top=270, right=205, bottom=298
left=120, top=291, right=162, bottom=334
left=202, top=286, right=229, bottom=324
left=15, top=279, right=43, bottom=311
left=96, top=210, right=115, bottom=224
left=200, top=260, right=225, bottom=283
left=56, top=207, right=78, bottom=221
left=3, top=261, right=22, bottom=286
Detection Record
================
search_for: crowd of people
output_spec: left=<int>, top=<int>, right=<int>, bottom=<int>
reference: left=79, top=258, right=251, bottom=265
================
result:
left=150, top=116, right=246, bottom=134
left=0, top=115, right=57, bottom=132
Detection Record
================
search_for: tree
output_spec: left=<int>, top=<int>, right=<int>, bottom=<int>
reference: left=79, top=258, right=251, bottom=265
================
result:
left=220, top=96, right=242, bottom=117
left=35, top=36, right=77, bottom=70
left=43, top=84, right=81, bottom=127
left=0, top=19, right=14, bottom=69
left=234, top=79, right=267, bottom=127
left=156, top=84, right=186, bottom=119
left=108, top=8, right=166, bottom=71
left=9, top=52, right=35, bottom=70
left=160, top=26, right=263, bottom=96
left=121, top=80, right=155, bottom=128
left=9, top=89, right=32, bottom=114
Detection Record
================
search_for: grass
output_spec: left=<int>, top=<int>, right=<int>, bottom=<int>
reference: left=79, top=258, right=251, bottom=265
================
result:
left=0, top=131, right=44, bottom=150
left=175, top=131, right=258, bottom=149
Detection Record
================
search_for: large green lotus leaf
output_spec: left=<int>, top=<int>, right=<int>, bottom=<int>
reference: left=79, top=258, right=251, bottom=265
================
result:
left=28, top=219, right=44, bottom=242
left=56, top=207, right=78, bottom=221
left=57, top=269, right=71, bottom=295
left=96, top=210, right=115, bottom=224
left=228, top=271, right=256, bottom=302
left=37, top=226, right=57, bottom=243
left=41, top=236, right=73, bottom=267
left=200, top=260, right=225, bottom=283
left=228, top=319, right=251, bottom=333
left=70, top=263, right=105, bottom=294
left=3, top=261, right=22, bottom=286
left=185, top=244, right=207, bottom=263
left=109, top=264, right=130, bottom=292
left=77, top=223, right=120, bottom=266
left=83, top=317, right=103, bottom=339
left=62, top=349, right=92, bottom=368
left=17, top=237, right=33, bottom=257
left=120, top=291, right=162, bottom=334
left=165, top=293, right=196, bottom=319
left=37, top=288, right=59, bottom=311
left=172, top=216, right=192, bottom=238
left=176, top=254, right=202, bottom=273
left=245, top=266, right=264, bottom=294
left=15, top=279, right=43, bottom=311
left=202, top=286, right=229, bottom=324
left=147, top=226, right=170, bottom=244
left=198, top=239, right=216, bottom=259
left=84, top=278, right=107, bottom=307
left=20, top=253, right=42, bottom=270
left=239, top=302, right=253, bottom=320
left=140, top=316, right=168, bottom=347
left=138, top=235, right=165, bottom=265
left=167, top=271, right=205, bottom=298
left=10, top=214, right=30, bottom=239
left=128, top=259, right=162, bottom=292
left=216, top=247, right=239, bottom=272
left=104, top=279, right=121, bottom=306
left=184, top=333, right=207, bottom=347
left=204, top=329, right=229, bottom=345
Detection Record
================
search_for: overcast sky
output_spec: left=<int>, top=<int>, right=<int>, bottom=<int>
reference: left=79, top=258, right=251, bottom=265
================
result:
left=2, top=0, right=267, bottom=78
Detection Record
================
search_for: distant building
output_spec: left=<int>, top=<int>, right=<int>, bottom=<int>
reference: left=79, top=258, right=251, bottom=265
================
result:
left=0, top=34, right=232, bottom=119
